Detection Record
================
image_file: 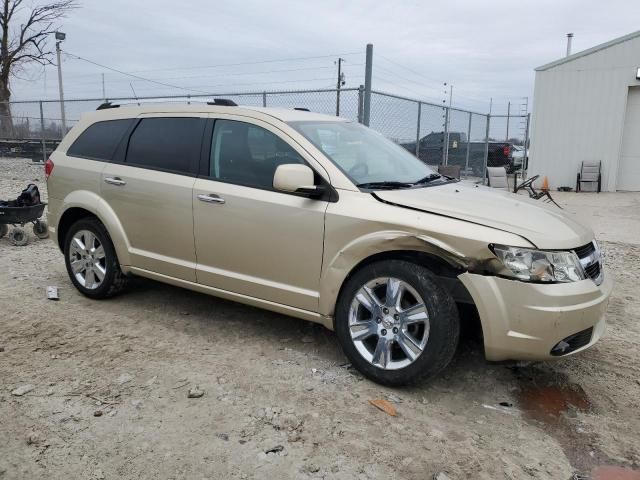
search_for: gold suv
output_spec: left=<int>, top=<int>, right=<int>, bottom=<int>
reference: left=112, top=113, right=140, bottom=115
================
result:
left=45, top=102, right=612, bottom=385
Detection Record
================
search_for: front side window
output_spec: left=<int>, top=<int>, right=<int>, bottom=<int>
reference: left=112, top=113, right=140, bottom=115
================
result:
left=126, top=117, right=205, bottom=174
left=289, top=121, right=437, bottom=186
left=67, top=119, right=133, bottom=161
left=209, top=119, right=304, bottom=189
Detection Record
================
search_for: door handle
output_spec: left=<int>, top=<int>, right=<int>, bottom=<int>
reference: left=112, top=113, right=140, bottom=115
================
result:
left=104, top=177, right=126, bottom=186
left=197, top=193, right=225, bottom=205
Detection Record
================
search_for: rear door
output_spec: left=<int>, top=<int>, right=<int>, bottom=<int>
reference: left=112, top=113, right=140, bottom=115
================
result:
left=101, top=115, right=205, bottom=281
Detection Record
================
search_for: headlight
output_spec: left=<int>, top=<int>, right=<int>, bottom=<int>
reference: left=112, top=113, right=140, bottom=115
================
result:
left=491, top=245, right=586, bottom=283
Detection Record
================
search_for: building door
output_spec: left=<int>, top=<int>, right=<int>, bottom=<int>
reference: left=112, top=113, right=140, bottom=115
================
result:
left=618, top=86, right=640, bottom=191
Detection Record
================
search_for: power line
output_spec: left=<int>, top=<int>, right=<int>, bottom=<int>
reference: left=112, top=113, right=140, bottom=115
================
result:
left=126, top=51, right=364, bottom=74
left=63, top=51, right=211, bottom=94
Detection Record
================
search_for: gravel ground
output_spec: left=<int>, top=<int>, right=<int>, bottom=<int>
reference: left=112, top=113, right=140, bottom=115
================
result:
left=1, top=157, right=639, bottom=480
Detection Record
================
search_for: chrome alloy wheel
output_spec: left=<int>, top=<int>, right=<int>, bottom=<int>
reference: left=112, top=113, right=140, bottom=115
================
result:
left=348, top=277, right=430, bottom=370
left=68, top=230, right=107, bottom=290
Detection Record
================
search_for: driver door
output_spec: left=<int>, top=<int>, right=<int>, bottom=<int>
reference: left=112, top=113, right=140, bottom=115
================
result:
left=192, top=117, right=328, bottom=312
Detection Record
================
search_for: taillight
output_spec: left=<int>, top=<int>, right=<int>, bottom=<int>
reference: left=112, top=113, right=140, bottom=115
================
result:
left=45, top=158, right=55, bottom=179
left=503, top=146, right=510, bottom=157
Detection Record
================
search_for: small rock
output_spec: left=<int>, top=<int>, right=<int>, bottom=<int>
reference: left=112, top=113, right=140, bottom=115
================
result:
left=499, top=401, right=513, bottom=408
left=11, top=384, right=35, bottom=396
left=94, top=410, right=103, bottom=417
left=301, top=464, right=321, bottom=474
left=301, top=336, right=314, bottom=343
left=216, top=433, right=229, bottom=441
left=131, top=399, right=143, bottom=409
left=26, top=430, right=44, bottom=446
left=265, top=445, right=284, bottom=455
left=433, top=473, right=452, bottom=480
left=187, top=386, right=205, bottom=398
left=115, top=373, right=133, bottom=385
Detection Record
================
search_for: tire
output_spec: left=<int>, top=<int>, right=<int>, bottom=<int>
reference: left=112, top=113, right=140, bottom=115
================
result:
left=9, top=227, right=29, bottom=246
left=0, top=224, right=7, bottom=239
left=335, top=260, right=460, bottom=386
left=33, top=220, right=49, bottom=239
left=63, top=217, right=127, bottom=299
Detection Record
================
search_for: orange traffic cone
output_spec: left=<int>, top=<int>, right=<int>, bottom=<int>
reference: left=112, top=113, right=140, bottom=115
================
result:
left=541, top=176, right=549, bottom=192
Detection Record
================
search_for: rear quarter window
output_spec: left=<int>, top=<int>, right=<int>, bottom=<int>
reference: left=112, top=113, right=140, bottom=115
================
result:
left=67, top=119, right=133, bottom=161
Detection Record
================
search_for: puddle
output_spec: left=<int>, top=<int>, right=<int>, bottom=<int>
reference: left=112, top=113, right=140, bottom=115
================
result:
left=511, top=366, right=638, bottom=479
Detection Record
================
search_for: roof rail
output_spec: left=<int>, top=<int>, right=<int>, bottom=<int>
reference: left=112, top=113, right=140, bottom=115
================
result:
left=206, top=98, right=238, bottom=106
left=293, top=107, right=310, bottom=111
left=96, top=102, right=119, bottom=110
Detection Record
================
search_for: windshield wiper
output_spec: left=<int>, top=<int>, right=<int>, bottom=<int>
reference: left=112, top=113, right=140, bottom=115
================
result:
left=356, top=181, right=414, bottom=190
left=414, top=173, right=442, bottom=184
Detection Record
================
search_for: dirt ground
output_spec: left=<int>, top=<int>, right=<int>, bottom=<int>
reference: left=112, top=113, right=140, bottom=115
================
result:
left=1, top=158, right=639, bottom=480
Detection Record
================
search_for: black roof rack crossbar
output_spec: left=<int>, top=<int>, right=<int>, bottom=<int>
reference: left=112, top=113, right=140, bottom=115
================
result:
left=207, top=98, right=238, bottom=106
left=96, top=102, right=120, bottom=110
left=294, top=107, right=310, bottom=111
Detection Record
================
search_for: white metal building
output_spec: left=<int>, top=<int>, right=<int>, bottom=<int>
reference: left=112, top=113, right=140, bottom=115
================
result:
left=528, top=31, right=640, bottom=191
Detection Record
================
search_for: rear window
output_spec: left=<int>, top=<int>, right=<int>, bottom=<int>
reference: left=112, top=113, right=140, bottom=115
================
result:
left=67, top=119, right=133, bottom=160
left=125, top=117, right=205, bottom=174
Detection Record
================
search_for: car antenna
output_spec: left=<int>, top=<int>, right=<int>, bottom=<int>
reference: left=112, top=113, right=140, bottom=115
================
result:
left=129, top=82, right=140, bottom=106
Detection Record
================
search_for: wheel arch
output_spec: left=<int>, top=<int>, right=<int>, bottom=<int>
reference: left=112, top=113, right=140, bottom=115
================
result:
left=56, top=191, right=131, bottom=267
left=319, top=231, right=475, bottom=322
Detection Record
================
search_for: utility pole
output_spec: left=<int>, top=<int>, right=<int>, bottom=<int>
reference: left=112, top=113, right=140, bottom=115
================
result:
left=335, top=57, right=345, bottom=116
left=444, top=84, right=453, bottom=165
left=54, top=32, right=67, bottom=134
left=102, top=73, right=106, bottom=101
left=506, top=101, right=511, bottom=140
left=363, top=43, right=373, bottom=126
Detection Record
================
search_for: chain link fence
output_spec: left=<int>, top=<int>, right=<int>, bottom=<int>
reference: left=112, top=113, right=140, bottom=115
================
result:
left=1, top=87, right=528, bottom=183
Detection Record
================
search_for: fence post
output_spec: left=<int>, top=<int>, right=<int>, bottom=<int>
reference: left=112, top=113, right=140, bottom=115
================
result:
left=465, top=112, right=472, bottom=174
left=442, top=107, right=450, bottom=165
left=415, top=102, right=422, bottom=158
left=357, top=85, right=364, bottom=123
left=524, top=112, right=531, bottom=172
left=39, top=101, right=46, bottom=164
left=262, top=91, right=267, bottom=107
left=363, top=43, right=373, bottom=126
left=483, top=114, right=491, bottom=184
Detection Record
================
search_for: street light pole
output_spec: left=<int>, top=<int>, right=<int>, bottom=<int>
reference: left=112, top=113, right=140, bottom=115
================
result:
left=55, top=31, right=67, bottom=134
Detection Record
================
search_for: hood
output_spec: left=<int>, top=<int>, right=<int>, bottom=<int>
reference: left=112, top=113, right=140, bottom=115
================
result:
left=374, top=182, right=593, bottom=250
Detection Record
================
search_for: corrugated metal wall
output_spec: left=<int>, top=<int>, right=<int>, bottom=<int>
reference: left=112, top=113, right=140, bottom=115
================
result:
left=528, top=34, right=640, bottom=191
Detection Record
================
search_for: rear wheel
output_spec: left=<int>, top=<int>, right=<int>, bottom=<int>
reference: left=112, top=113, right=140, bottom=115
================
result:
left=9, top=227, right=29, bottom=246
left=335, top=260, right=459, bottom=386
left=64, top=217, right=127, bottom=299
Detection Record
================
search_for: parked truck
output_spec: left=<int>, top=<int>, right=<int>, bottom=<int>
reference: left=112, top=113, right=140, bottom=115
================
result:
left=401, top=132, right=515, bottom=176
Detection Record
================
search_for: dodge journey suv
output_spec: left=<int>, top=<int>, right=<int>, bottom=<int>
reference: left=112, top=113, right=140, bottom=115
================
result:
left=45, top=101, right=612, bottom=385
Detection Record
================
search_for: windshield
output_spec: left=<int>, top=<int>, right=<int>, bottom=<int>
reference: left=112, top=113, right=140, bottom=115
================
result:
left=288, top=121, right=437, bottom=186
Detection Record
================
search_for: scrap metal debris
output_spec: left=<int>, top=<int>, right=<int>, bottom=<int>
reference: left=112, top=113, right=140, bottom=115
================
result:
left=46, top=286, right=59, bottom=301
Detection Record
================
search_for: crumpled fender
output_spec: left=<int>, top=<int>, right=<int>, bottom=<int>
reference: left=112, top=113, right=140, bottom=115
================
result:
left=60, top=190, right=132, bottom=268
left=318, top=230, right=470, bottom=319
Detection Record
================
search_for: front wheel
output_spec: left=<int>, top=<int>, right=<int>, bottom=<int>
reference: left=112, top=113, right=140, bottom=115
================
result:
left=64, top=217, right=127, bottom=299
left=33, top=220, right=49, bottom=239
left=335, top=260, right=460, bottom=386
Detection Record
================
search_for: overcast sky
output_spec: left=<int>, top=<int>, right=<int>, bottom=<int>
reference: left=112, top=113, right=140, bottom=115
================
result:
left=9, top=0, right=640, bottom=114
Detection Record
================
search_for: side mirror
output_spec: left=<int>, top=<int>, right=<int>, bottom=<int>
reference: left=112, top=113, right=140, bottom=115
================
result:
left=273, top=164, right=323, bottom=197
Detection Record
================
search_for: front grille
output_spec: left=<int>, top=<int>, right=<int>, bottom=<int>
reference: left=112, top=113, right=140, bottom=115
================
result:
left=573, top=241, right=603, bottom=285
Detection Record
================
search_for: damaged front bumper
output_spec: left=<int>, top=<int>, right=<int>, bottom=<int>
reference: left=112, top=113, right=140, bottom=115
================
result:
left=458, top=271, right=613, bottom=361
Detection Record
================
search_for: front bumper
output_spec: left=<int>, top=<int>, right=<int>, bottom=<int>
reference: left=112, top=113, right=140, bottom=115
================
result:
left=458, top=272, right=613, bottom=361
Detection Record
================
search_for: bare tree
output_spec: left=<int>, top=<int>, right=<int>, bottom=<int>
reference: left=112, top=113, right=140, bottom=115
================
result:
left=0, top=0, right=77, bottom=136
